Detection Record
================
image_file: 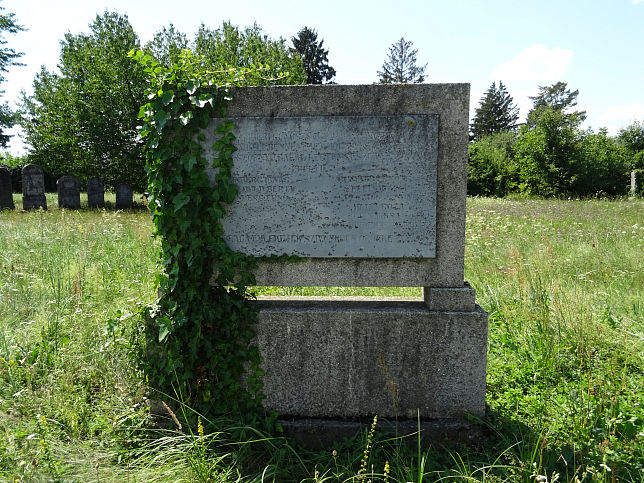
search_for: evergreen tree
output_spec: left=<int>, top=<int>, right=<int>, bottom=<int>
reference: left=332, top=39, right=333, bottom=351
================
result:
left=470, top=81, right=519, bottom=142
left=377, top=37, right=427, bottom=84
left=291, top=26, right=336, bottom=84
left=0, top=4, right=23, bottom=147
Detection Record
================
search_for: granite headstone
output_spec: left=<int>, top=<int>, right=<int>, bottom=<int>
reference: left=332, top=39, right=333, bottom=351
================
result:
left=115, top=183, right=133, bottom=209
left=0, top=165, right=14, bottom=210
left=87, top=177, right=104, bottom=208
left=21, top=164, right=47, bottom=210
left=57, top=175, right=80, bottom=209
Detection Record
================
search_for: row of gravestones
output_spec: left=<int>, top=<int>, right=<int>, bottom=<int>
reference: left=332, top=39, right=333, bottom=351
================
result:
left=0, top=164, right=135, bottom=211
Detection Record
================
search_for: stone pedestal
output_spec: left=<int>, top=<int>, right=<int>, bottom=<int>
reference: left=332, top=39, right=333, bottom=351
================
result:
left=255, top=294, right=487, bottom=420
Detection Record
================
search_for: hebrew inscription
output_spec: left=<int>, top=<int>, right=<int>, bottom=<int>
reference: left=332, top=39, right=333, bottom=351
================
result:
left=206, top=115, right=438, bottom=258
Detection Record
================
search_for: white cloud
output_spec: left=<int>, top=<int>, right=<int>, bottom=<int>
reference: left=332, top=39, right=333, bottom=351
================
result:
left=634, top=0, right=642, bottom=4
left=491, top=45, right=573, bottom=82
left=596, top=104, right=644, bottom=134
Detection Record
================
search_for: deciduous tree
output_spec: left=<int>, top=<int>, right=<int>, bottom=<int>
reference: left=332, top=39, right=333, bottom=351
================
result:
left=21, top=11, right=148, bottom=190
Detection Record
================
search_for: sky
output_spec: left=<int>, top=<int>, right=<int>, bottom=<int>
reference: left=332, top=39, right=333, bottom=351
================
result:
left=1, top=0, right=643, bottom=154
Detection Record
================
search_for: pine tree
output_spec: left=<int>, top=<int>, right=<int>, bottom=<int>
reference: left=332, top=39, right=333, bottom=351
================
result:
left=291, top=26, right=336, bottom=84
left=377, top=37, right=427, bottom=84
left=526, top=81, right=586, bottom=128
left=470, top=81, right=519, bottom=142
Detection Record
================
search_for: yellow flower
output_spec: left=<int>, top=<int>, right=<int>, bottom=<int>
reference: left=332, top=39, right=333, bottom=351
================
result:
left=197, top=417, right=204, bottom=438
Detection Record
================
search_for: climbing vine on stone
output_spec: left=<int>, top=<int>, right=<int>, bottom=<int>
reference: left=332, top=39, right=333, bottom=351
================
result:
left=130, top=49, right=267, bottom=419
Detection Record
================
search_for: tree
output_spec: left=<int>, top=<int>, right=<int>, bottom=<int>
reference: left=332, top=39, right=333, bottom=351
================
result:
left=468, top=130, right=519, bottom=196
left=515, top=107, right=583, bottom=196
left=194, top=22, right=306, bottom=85
left=291, top=26, right=336, bottom=84
left=617, top=120, right=644, bottom=169
left=470, top=81, right=519, bottom=142
left=145, top=23, right=189, bottom=67
left=0, top=4, right=23, bottom=147
left=377, top=37, right=427, bottom=84
left=20, top=11, right=148, bottom=190
left=526, top=81, right=586, bottom=128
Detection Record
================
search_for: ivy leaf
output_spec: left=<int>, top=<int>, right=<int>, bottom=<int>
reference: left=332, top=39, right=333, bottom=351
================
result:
left=172, top=192, right=190, bottom=212
left=161, top=89, right=175, bottom=106
left=185, top=80, right=198, bottom=95
left=157, top=316, right=173, bottom=342
left=197, top=93, right=214, bottom=108
left=153, top=110, right=171, bottom=132
left=179, top=111, right=194, bottom=126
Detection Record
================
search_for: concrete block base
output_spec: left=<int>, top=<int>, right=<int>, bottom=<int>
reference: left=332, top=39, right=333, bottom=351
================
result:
left=255, top=297, right=488, bottom=421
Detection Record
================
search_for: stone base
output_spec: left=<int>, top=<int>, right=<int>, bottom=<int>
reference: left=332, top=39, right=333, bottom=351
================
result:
left=23, top=195, right=47, bottom=210
left=254, top=296, right=488, bottom=420
left=278, top=417, right=484, bottom=450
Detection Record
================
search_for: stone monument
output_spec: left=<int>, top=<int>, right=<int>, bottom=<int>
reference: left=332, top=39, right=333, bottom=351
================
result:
left=631, top=170, right=641, bottom=198
left=115, top=183, right=133, bottom=209
left=57, top=175, right=81, bottom=209
left=0, top=165, right=14, bottom=210
left=87, top=177, right=105, bottom=208
left=21, top=164, right=47, bottom=210
left=203, top=84, right=487, bottom=444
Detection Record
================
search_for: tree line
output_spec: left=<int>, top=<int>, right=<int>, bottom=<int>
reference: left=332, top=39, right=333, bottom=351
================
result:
left=0, top=5, right=641, bottom=198
left=469, top=81, right=643, bottom=197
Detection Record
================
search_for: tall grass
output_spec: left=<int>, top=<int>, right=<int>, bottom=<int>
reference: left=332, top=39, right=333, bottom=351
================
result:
left=0, top=197, right=642, bottom=481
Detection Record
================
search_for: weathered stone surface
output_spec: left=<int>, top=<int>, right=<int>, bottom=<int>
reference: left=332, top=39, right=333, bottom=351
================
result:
left=115, top=183, right=133, bottom=209
left=210, top=115, right=438, bottom=258
left=203, top=84, right=470, bottom=286
left=87, top=177, right=104, bottom=208
left=21, top=164, right=47, bottom=210
left=423, top=282, right=476, bottom=312
left=0, top=165, right=14, bottom=210
left=57, top=175, right=80, bottom=209
left=255, top=297, right=488, bottom=419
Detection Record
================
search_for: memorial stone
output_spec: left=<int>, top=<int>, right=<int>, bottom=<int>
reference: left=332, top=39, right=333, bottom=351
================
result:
left=0, top=165, right=14, bottom=210
left=21, top=164, right=47, bottom=210
left=115, top=183, right=133, bottom=209
left=87, top=177, right=104, bottom=208
left=200, top=84, right=487, bottom=443
left=56, top=175, right=80, bottom=209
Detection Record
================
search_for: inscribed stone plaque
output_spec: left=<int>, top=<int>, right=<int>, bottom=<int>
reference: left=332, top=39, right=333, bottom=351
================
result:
left=22, top=164, right=47, bottom=210
left=87, top=177, right=104, bottom=208
left=209, top=115, right=438, bottom=258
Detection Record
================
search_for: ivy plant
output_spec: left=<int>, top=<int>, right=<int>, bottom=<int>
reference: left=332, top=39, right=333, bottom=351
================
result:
left=130, top=49, right=275, bottom=419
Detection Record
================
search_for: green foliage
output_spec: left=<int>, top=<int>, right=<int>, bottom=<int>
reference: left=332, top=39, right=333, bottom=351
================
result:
left=470, top=81, right=519, bottom=142
left=291, top=26, right=336, bottom=84
left=514, top=107, right=584, bottom=197
left=467, top=130, right=518, bottom=196
left=577, top=128, right=630, bottom=196
left=617, top=120, right=644, bottom=170
left=377, top=37, right=427, bottom=84
left=194, top=21, right=306, bottom=86
left=145, top=23, right=189, bottom=68
left=526, top=81, right=586, bottom=128
left=132, top=49, right=266, bottom=420
left=0, top=3, right=23, bottom=147
left=20, top=11, right=148, bottom=191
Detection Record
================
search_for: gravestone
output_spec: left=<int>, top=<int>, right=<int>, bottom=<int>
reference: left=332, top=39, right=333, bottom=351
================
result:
left=115, top=183, right=133, bottom=209
left=202, top=84, right=487, bottom=444
left=57, top=175, right=80, bottom=209
left=21, top=164, right=47, bottom=210
left=0, top=165, right=14, bottom=210
left=87, top=177, right=105, bottom=208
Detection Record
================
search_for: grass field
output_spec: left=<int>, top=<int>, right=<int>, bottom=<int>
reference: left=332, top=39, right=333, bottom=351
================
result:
left=0, top=197, right=642, bottom=482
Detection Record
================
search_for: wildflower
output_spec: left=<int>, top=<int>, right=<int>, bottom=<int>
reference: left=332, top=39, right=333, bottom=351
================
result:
left=535, top=476, right=548, bottom=483
left=599, top=463, right=612, bottom=472
left=78, top=225, right=83, bottom=231
left=197, top=417, right=204, bottom=438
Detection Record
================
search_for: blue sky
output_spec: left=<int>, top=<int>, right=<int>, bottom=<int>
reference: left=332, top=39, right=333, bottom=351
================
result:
left=2, top=0, right=643, bottom=154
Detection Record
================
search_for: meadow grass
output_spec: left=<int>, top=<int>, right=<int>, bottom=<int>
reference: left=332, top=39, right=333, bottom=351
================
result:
left=0, top=197, right=642, bottom=482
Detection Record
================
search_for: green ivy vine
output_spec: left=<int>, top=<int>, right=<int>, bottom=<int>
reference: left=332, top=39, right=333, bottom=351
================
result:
left=130, top=49, right=268, bottom=419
